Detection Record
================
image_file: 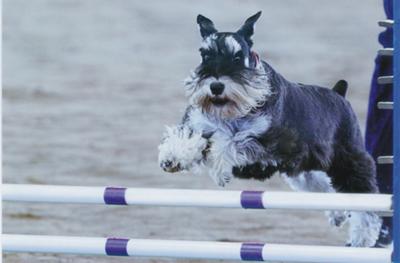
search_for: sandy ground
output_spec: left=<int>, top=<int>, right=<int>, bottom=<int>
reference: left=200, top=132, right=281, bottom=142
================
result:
left=3, top=0, right=384, bottom=262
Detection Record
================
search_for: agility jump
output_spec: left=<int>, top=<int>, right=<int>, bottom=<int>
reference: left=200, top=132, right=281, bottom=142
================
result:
left=1, top=183, right=396, bottom=262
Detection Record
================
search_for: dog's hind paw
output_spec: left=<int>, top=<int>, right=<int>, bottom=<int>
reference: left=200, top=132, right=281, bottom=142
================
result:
left=348, top=211, right=382, bottom=247
left=326, top=211, right=349, bottom=228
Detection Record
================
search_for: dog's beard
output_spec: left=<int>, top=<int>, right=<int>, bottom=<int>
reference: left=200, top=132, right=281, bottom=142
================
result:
left=184, top=69, right=271, bottom=119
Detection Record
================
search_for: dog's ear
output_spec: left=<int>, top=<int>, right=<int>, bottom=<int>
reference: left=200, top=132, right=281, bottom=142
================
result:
left=237, top=11, right=262, bottom=46
left=197, top=14, right=218, bottom=39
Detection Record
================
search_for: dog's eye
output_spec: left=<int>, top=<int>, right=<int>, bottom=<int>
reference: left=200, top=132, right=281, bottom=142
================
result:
left=233, top=51, right=243, bottom=63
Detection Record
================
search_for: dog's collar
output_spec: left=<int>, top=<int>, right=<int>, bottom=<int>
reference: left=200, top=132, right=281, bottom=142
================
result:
left=250, top=51, right=261, bottom=69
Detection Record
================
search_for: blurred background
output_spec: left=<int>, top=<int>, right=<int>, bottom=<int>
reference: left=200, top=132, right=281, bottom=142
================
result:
left=3, top=0, right=384, bottom=262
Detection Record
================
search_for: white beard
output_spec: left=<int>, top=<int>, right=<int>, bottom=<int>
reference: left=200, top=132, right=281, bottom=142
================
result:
left=184, top=69, right=272, bottom=119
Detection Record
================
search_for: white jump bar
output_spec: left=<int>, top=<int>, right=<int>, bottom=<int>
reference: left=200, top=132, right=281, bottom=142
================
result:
left=2, top=234, right=392, bottom=263
left=2, top=184, right=393, bottom=212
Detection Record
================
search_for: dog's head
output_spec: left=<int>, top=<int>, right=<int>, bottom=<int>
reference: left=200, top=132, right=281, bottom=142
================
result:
left=185, top=11, right=271, bottom=119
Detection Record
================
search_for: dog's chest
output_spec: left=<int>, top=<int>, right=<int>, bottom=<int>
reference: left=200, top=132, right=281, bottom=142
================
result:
left=188, top=108, right=276, bottom=171
left=187, top=108, right=271, bottom=139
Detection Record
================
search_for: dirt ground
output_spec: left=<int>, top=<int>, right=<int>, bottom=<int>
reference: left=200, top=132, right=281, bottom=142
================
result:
left=3, top=0, right=384, bottom=262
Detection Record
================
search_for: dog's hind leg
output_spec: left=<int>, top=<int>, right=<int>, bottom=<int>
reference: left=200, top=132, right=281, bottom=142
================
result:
left=282, top=171, right=348, bottom=227
left=328, top=147, right=381, bottom=247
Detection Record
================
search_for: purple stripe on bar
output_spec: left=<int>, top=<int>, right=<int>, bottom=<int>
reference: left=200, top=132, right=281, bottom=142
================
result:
left=104, top=187, right=127, bottom=205
left=105, top=238, right=129, bottom=256
left=240, top=242, right=264, bottom=261
left=240, top=191, right=265, bottom=209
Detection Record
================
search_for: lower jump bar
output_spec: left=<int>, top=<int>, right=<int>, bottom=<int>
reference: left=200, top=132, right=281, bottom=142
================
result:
left=2, top=234, right=391, bottom=263
left=2, top=184, right=393, bottom=212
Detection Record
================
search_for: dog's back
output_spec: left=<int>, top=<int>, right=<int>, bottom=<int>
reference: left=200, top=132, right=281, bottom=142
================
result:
left=279, top=81, right=362, bottom=148
left=260, top=62, right=373, bottom=180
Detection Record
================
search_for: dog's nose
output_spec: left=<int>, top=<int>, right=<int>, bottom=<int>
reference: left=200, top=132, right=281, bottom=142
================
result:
left=210, top=82, right=225, bottom=95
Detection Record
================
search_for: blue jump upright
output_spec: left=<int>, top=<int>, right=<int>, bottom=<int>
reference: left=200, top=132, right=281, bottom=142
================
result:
left=393, top=1, right=400, bottom=262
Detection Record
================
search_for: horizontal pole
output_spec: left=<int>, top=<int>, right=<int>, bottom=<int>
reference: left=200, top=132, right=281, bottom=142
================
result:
left=378, top=48, right=394, bottom=56
left=378, top=19, right=394, bottom=27
left=377, top=156, right=394, bottom=164
left=378, top=101, right=394, bottom=110
left=378, top=76, right=394, bottom=84
left=2, top=234, right=391, bottom=263
left=2, top=184, right=393, bottom=212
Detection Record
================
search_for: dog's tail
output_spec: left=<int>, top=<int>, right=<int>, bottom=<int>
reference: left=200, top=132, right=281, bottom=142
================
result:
left=332, top=80, right=348, bottom=97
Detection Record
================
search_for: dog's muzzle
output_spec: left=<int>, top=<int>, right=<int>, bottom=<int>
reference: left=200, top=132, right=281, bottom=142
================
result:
left=209, top=81, right=231, bottom=106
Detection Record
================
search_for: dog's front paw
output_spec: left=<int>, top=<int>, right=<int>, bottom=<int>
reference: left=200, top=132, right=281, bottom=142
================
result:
left=158, top=125, right=208, bottom=173
left=160, top=159, right=183, bottom=173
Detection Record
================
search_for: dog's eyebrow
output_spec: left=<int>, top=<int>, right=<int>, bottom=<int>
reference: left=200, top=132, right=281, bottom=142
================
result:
left=225, top=36, right=242, bottom=53
left=200, top=35, right=218, bottom=51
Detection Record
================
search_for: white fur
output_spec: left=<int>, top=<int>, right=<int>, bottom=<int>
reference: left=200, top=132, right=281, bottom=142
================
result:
left=187, top=107, right=270, bottom=138
left=158, top=109, right=272, bottom=186
left=200, top=34, right=217, bottom=50
left=282, top=171, right=334, bottom=192
left=282, top=171, right=348, bottom=227
left=224, top=36, right=241, bottom=53
left=244, top=57, right=250, bottom=67
left=282, top=171, right=381, bottom=246
left=185, top=75, right=217, bottom=101
left=158, top=125, right=207, bottom=172
left=187, top=108, right=271, bottom=186
left=348, top=212, right=382, bottom=247
left=185, top=73, right=272, bottom=119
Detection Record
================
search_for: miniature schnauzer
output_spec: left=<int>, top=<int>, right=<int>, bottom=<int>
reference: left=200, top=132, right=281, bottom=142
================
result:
left=158, top=11, right=381, bottom=247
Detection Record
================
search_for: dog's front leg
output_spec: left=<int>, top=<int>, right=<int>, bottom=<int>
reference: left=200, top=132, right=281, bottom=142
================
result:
left=158, top=125, right=209, bottom=173
left=207, top=132, right=235, bottom=187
